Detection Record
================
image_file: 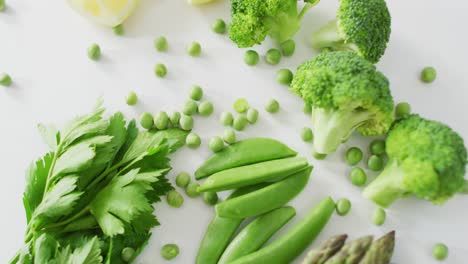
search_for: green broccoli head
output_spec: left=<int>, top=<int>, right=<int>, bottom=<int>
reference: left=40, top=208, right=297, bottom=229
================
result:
left=363, top=115, right=467, bottom=207
left=310, top=0, right=391, bottom=63
left=291, top=51, right=394, bottom=154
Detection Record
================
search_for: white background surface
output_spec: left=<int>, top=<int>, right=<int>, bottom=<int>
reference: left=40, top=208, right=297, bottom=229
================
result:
left=1, top=0, right=467, bottom=263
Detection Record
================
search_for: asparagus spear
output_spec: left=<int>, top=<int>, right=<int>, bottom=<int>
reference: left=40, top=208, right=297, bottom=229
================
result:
left=324, top=236, right=373, bottom=264
left=302, top=234, right=348, bottom=264
left=360, top=231, right=395, bottom=264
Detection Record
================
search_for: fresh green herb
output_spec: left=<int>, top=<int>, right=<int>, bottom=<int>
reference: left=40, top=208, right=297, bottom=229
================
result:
left=0, top=73, right=12, bottom=87
left=155, top=63, right=167, bottom=78
left=212, top=19, right=227, bottom=34
left=432, top=243, right=448, bottom=261
left=246, top=108, right=259, bottom=124
left=202, top=192, right=219, bottom=206
left=166, top=190, right=184, bottom=208
left=185, top=182, right=200, bottom=197
left=186, top=132, right=201, bottom=149
left=280, top=39, right=296, bottom=56
left=301, top=127, right=313, bottom=142
left=335, top=198, right=351, bottom=216
left=265, top=49, right=282, bottom=65
left=126, top=91, right=138, bottom=105
left=421, top=66, right=437, bottom=83
left=234, top=98, right=249, bottom=113
left=175, top=172, right=191, bottom=188
left=220, top=112, right=234, bottom=126
left=190, top=85, right=204, bottom=101
left=198, top=101, right=214, bottom=116
left=233, top=115, right=248, bottom=131
left=222, top=129, right=236, bottom=144
left=372, top=208, right=386, bottom=226
left=179, top=115, right=194, bottom=131
left=154, top=111, right=169, bottom=130
left=209, top=136, right=225, bottom=153
left=113, top=24, right=124, bottom=35
left=349, top=167, right=367, bottom=187
left=140, top=112, right=154, bottom=130
left=161, top=244, right=179, bottom=260
left=187, top=41, right=202, bottom=57
left=345, top=147, right=363, bottom=166
left=265, top=99, right=280, bottom=113
left=87, top=43, right=101, bottom=60
left=155, top=36, right=168, bottom=52
left=277, top=69, right=293, bottom=86
left=244, top=50, right=260, bottom=66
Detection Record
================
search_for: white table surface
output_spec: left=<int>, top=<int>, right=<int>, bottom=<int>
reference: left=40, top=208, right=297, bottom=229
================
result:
left=1, top=0, right=467, bottom=263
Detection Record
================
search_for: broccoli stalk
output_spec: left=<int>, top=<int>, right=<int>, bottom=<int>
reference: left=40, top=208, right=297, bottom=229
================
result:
left=311, top=20, right=359, bottom=53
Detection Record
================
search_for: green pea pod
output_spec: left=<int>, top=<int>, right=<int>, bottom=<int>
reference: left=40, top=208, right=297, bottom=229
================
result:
left=195, top=138, right=297, bottom=179
left=229, top=197, right=336, bottom=264
left=198, top=157, right=308, bottom=193
left=216, top=166, right=312, bottom=218
left=218, top=206, right=296, bottom=264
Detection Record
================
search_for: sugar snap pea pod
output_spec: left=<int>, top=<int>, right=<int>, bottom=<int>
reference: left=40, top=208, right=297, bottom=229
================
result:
left=216, top=166, right=312, bottom=218
left=229, top=197, right=336, bottom=264
left=198, top=157, right=308, bottom=192
left=195, top=138, right=297, bottom=179
left=218, top=206, right=296, bottom=264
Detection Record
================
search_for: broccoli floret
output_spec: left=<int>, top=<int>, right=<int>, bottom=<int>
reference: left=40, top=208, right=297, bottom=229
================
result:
left=291, top=51, right=394, bottom=154
left=229, top=0, right=319, bottom=48
left=310, top=0, right=391, bottom=63
left=363, top=115, right=467, bottom=207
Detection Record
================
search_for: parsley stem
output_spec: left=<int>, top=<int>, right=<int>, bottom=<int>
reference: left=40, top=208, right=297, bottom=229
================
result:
left=43, top=206, right=90, bottom=231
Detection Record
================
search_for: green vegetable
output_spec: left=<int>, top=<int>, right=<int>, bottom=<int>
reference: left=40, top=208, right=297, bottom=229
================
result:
left=432, top=243, right=448, bottom=261
left=265, top=99, right=280, bottom=113
left=281, top=39, right=296, bottom=56
left=190, top=85, right=204, bottom=101
left=370, top=139, right=385, bottom=155
left=277, top=69, right=293, bottom=86
left=0, top=73, right=12, bottom=87
left=175, top=172, right=191, bottom=188
left=229, top=197, right=335, bottom=264
left=372, top=208, right=386, bottom=226
left=234, top=98, right=249, bottom=113
left=154, top=111, right=169, bottom=130
left=244, top=50, right=260, bottom=66
left=139, top=112, right=154, bottom=130
left=126, top=91, right=138, bottom=105
left=335, top=198, right=351, bottom=216
left=313, top=150, right=327, bottom=160
left=113, top=24, right=124, bottom=35
left=360, top=231, right=395, bottom=264
left=209, top=136, right=224, bottom=153
left=310, top=0, right=391, bottom=63
left=233, top=115, right=249, bottom=131
left=0, top=0, right=5, bottom=11
left=186, top=132, right=201, bottom=149
left=324, top=236, right=373, bottom=264
left=166, top=190, right=184, bottom=208
left=421, top=67, right=436, bottom=83
left=395, top=102, right=411, bottom=118
left=212, top=18, right=227, bottom=34
left=216, top=166, right=311, bottom=218
left=301, top=127, right=313, bottom=142
left=303, top=103, right=312, bottom=115
left=183, top=100, right=198, bottom=116
left=198, top=101, right=214, bottom=116
left=154, top=36, right=168, bottom=52
left=87, top=43, right=101, bottom=60
left=185, top=182, right=200, bottom=198
left=367, top=155, right=383, bottom=171
left=349, top=167, right=367, bottom=187
left=161, top=244, right=179, bottom=260
left=222, top=129, right=236, bottom=144
left=155, top=63, right=167, bottom=78
left=187, top=41, right=202, bottom=57
left=220, top=112, right=234, bottom=126
left=195, top=138, right=297, bottom=179
left=345, top=147, right=363, bottom=166
left=121, top=247, right=135, bottom=262
left=179, top=114, right=194, bottom=131
left=202, top=192, right=219, bottom=206
left=218, top=207, right=296, bottom=264
left=265, top=49, right=282, bottom=65
left=246, top=108, right=259, bottom=124
left=169, top=112, right=181, bottom=126
left=291, top=51, right=394, bottom=154
left=302, top=234, right=347, bottom=264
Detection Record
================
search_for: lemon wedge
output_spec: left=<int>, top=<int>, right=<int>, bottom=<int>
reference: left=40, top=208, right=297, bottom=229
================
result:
left=187, top=0, right=217, bottom=5
left=68, top=0, right=138, bottom=27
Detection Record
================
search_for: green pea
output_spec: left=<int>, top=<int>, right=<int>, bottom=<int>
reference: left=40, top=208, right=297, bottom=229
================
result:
left=345, top=147, right=363, bottom=166
left=161, top=244, right=179, bottom=260
left=265, top=48, right=281, bottom=65
left=186, top=132, right=201, bottom=148
left=233, top=115, right=248, bottom=131
left=154, top=36, right=168, bottom=52
left=126, top=91, right=138, bottom=106
left=368, top=155, right=384, bottom=171
left=175, top=172, right=191, bottom=188
left=244, top=50, right=260, bottom=66
left=202, top=192, right=219, bottom=206
left=166, top=190, right=184, bottom=208
left=139, top=112, right=154, bottom=130
left=301, top=127, right=313, bottom=142
left=372, top=207, right=386, bottom=226
left=113, top=24, right=124, bottom=35
left=154, top=63, right=167, bottom=78
left=154, top=111, right=169, bottom=130
left=0, top=73, right=12, bottom=87
left=395, top=102, right=411, bottom=118
left=0, top=0, right=5, bottom=11
left=421, top=66, right=436, bottom=83
left=246, top=108, right=259, bottom=124
left=222, top=129, right=236, bottom=144
left=209, top=136, right=224, bottom=153
left=313, top=150, right=327, bottom=160
left=212, top=18, right=226, bottom=34
left=169, top=112, right=181, bottom=126
left=87, top=43, right=101, bottom=60
left=220, top=112, right=234, bottom=126
left=280, top=39, right=296, bottom=56
left=276, top=69, right=293, bottom=86
left=370, top=139, right=386, bottom=155
left=233, top=98, right=249, bottom=113
left=335, top=198, right=351, bottom=216
left=303, top=103, right=312, bottom=115
left=432, top=243, right=448, bottom=261
left=190, top=85, right=204, bottom=101
left=121, top=247, right=135, bottom=262
left=183, top=100, right=198, bottom=116
left=185, top=182, right=200, bottom=197
left=265, top=99, right=280, bottom=113
left=198, top=101, right=214, bottom=116
left=179, top=115, right=194, bottom=131
left=349, top=167, right=367, bottom=187
left=187, top=41, right=202, bottom=57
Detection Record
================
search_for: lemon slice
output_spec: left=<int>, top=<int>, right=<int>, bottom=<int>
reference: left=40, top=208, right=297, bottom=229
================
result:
left=187, top=0, right=217, bottom=5
left=68, top=0, right=138, bottom=27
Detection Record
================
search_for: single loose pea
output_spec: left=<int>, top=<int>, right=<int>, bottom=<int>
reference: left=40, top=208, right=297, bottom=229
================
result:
left=169, top=112, right=181, bottom=126
left=432, top=243, right=448, bottom=261
left=187, top=41, right=202, bottom=57
left=313, top=150, right=327, bottom=160
left=121, top=247, right=135, bottom=262
left=246, top=108, right=259, bottom=124
left=265, top=48, right=281, bottom=65
left=161, top=244, right=179, bottom=260
left=202, top=192, right=219, bottom=206
left=179, top=115, right=194, bottom=131
left=87, top=43, right=101, bottom=60
left=198, top=101, right=214, bottom=116
left=126, top=91, right=138, bottom=106
left=154, top=111, right=169, bottom=130
left=154, top=63, right=167, bottom=78
left=209, top=136, right=224, bottom=153
left=183, top=100, right=198, bottom=115
left=368, top=155, right=384, bottom=171
left=154, top=36, right=168, bottom=52
left=395, top=102, right=411, bottom=118
left=185, top=182, right=200, bottom=197
left=190, top=85, right=204, bottom=101
left=139, top=112, right=154, bottom=130
left=349, top=167, right=367, bottom=187
left=370, top=139, right=386, bottom=155
left=372, top=207, right=386, bottom=226
left=233, top=98, right=249, bottom=113
left=303, top=103, right=312, bottom=115
left=244, top=50, right=260, bottom=66
left=175, top=172, right=191, bottom=188
left=212, top=18, right=226, bottom=34
left=222, top=129, right=236, bottom=144
left=113, top=24, right=124, bottom=35
left=233, top=115, right=248, bottom=131
left=186, top=132, right=201, bottom=149
left=265, top=99, right=280, bottom=113
left=345, top=147, right=363, bottom=166
left=166, top=190, right=184, bottom=208
left=421, top=66, right=436, bottom=83
left=280, top=39, right=296, bottom=56
left=301, top=127, right=313, bottom=142
left=220, top=112, right=234, bottom=126
left=0, top=0, right=5, bottom=11
left=0, top=73, right=12, bottom=87
left=276, top=69, right=293, bottom=86
left=336, top=198, right=351, bottom=216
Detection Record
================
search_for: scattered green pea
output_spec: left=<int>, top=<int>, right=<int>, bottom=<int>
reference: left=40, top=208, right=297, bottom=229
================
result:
left=169, top=112, right=181, bottom=126
left=432, top=243, right=448, bottom=261
left=303, top=103, right=312, bottom=115
left=113, top=24, right=124, bottom=35
left=368, top=155, right=384, bottom=171
left=198, top=101, right=214, bottom=116
left=301, top=127, right=313, bottom=142
left=222, top=129, right=236, bottom=144
left=372, top=207, right=386, bottom=226
left=175, top=172, right=191, bottom=188
left=244, top=50, right=260, bottom=66
left=421, top=66, right=436, bottom=83
left=233, top=98, right=249, bottom=113
left=187, top=41, right=202, bottom=57
left=220, top=112, right=234, bottom=126
left=265, top=48, right=282, bottom=65
left=0, top=73, right=12, bottom=87
left=246, top=108, right=259, bottom=124
left=276, top=69, right=293, bottom=86
left=185, top=182, right=200, bottom=197
left=370, top=139, right=386, bottom=155
left=166, top=190, right=184, bottom=208
left=190, top=85, right=204, bottom=101
left=233, top=115, right=248, bottom=131
left=87, top=43, right=101, bottom=60
left=212, top=18, right=226, bottom=34
left=126, top=91, right=138, bottom=106
left=154, top=36, right=168, bottom=52
left=121, top=247, right=135, bottom=262
left=183, top=100, right=198, bottom=116
left=154, top=63, right=167, bottom=78
left=265, top=99, right=280, bottom=113
left=395, top=102, right=411, bottom=118
left=349, top=167, right=367, bottom=187
left=154, top=111, right=169, bottom=130
left=209, top=136, right=224, bottom=153
left=280, top=39, right=296, bottom=56
left=202, top=192, right=219, bottom=206
left=345, top=147, right=363, bottom=166
left=336, top=198, right=351, bottom=216
left=0, top=0, right=5, bottom=11
left=313, top=150, right=327, bottom=160
left=139, top=112, right=154, bottom=130
left=179, top=115, right=194, bottom=131
left=186, top=132, right=201, bottom=149
left=161, top=244, right=179, bottom=260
